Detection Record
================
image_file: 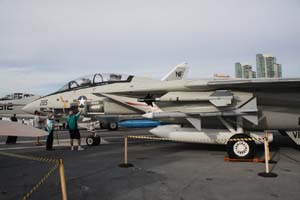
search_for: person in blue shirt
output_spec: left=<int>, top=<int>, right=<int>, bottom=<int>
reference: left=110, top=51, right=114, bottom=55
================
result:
left=45, top=112, right=55, bottom=150
left=67, top=110, right=84, bottom=151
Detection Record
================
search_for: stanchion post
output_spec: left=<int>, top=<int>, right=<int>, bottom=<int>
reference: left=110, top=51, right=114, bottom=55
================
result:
left=124, top=136, right=128, bottom=165
left=265, top=130, right=270, bottom=161
left=264, top=135, right=270, bottom=173
left=59, top=159, right=68, bottom=200
left=258, top=131, right=277, bottom=178
left=119, top=136, right=133, bottom=168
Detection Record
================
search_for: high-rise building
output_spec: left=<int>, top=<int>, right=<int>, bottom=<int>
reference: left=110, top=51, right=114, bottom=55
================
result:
left=235, top=63, right=243, bottom=78
left=273, top=63, right=282, bottom=78
left=256, top=54, right=282, bottom=78
left=235, top=63, right=256, bottom=78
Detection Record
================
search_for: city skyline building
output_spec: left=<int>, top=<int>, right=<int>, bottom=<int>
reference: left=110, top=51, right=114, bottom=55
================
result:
left=235, top=54, right=282, bottom=78
left=256, top=54, right=282, bottom=78
left=235, top=63, right=256, bottom=78
left=273, top=63, right=282, bottom=78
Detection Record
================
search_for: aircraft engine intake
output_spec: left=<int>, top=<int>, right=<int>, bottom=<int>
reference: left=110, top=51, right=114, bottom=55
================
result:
left=83, top=101, right=104, bottom=115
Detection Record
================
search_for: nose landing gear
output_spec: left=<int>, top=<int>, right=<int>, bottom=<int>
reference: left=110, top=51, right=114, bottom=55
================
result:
left=86, top=133, right=101, bottom=146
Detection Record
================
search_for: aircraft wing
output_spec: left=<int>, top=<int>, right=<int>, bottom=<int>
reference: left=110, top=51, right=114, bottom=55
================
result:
left=161, top=62, right=189, bottom=81
left=0, top=121, right=48, bottom=137
left=186, top=78, right=300, bottom=90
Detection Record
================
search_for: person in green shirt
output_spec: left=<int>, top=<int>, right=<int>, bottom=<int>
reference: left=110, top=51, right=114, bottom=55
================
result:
left=67, top=110, right=84, bottom=151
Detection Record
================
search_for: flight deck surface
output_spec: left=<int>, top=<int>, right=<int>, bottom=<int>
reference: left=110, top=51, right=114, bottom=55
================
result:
left=1, top=129, right=300, bottom=200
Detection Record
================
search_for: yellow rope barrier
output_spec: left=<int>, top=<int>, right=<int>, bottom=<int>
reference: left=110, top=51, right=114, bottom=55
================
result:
left=0, top=151, right=67, bottom=199
left=127, top=135, right=265, bottom=143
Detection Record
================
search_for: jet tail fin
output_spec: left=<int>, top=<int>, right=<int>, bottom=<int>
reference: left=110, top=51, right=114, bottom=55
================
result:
left=161, top=62, right=189, bottom=81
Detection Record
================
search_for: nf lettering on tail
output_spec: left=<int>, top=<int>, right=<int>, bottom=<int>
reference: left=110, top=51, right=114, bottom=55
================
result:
left=176, top=71, right=183, bottom=78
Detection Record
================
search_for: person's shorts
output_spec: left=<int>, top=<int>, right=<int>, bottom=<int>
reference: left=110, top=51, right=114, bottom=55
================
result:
left=69, top=129, right=81, bottom=139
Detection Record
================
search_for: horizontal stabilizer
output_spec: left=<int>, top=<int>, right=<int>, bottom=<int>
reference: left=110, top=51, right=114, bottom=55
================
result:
left=0, top=121, right=48, bottom=137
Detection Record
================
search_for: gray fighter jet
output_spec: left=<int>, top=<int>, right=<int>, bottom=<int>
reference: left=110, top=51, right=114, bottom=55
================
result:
left=23, top=67, right=300, bottom=158
left=0, top=93, right=46, bottom=138
left=140, top=78, right=300, bottom=158
left=22, top=63, right=188, bottom=143
left=0, top=93, right=40, bottom=120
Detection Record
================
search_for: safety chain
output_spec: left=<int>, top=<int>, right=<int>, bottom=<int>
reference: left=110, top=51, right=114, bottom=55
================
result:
left=228, top=137, right=265, bottom=142
left=0, top=151, right=60, bottom=200
left=23, top=161, right=59, bottom=200
left=127, top=135, right=266, bottom=144
left=0, top=151, right=58, bottom=164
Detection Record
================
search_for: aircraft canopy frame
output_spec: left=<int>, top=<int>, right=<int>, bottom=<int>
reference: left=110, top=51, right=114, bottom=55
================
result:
left=57, top=73, right=134, bottom=92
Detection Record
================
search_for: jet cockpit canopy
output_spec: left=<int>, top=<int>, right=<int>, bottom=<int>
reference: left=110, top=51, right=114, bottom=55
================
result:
left=57, top=73, right=133, bottom=92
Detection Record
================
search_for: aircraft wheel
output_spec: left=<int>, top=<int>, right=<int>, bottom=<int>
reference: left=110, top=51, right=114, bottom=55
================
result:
left=100, top=122, right=108, bottom=129
left=94, top=135, right=101, bottom=145
left=108, top=122, right=118, bottom=130
left=86, top=135, right=95, bottom=146
left=226, top=134, right=256, bottom=159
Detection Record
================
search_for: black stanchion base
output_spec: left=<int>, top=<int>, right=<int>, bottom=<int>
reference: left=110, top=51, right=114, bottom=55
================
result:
left=268, top=160, right=277, bottom=164
left=118, top=163, right=134, bottom=168
left=258, top=172, right=278, bottom=178
left=260, top=160, right=278, bottom=164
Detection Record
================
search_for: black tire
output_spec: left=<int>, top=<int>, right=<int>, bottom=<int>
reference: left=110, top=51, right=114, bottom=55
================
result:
left=108, top=122, right=118, bottom=130
left=100, top=122, right=108, bottom=129
left=94, top=135, right=101, bottom=145
left=226, top=134, right=256, bottom=159
left=86, top=135, right=95, bottom=146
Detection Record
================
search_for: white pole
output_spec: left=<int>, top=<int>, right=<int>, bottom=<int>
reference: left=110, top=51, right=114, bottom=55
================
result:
left=124, top=136, right=128, bottom=165
left=264, top=136, right=270, bottom=174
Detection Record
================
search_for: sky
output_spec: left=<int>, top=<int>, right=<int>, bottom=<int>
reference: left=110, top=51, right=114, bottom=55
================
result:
left=0, top=0, right=299, bottom=96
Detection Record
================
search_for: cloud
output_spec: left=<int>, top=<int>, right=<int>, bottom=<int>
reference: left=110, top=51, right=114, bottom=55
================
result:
left=0, top=0, right=299, bottom=96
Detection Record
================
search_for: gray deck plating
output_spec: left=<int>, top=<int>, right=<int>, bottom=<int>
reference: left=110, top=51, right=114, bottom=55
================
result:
left=0, top=129, right=300, bottom=200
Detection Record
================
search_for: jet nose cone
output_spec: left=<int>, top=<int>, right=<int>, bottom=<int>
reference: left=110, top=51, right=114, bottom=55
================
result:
left=22, top=101, right=38, bottom=114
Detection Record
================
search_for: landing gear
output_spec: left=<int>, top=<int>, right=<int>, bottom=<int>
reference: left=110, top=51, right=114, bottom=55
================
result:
left=86, top=135, right=101, bottom=146
left=100, top=122, right=108, bottom=129
left=100, top=122, right=118, bottom=130
left=108, top=122, right=118, bottom=130
left=226, top=134, right=256, bottom=159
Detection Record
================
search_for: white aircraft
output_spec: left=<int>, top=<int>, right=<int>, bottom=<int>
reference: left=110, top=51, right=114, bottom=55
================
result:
left=0, top=93, right=40, bottom=120
left=0, top=93, right=45, bottom=138
left=23, top=66, right=300, bottom=158
left=22, top=62, right=188, bottom=126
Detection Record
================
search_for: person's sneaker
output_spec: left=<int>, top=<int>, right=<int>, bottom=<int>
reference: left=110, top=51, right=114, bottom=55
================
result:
left=71, top=146, right=74, bottom=151
left=78, top=146, right=84, bottom=151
